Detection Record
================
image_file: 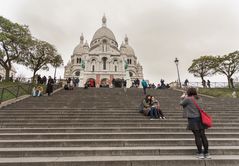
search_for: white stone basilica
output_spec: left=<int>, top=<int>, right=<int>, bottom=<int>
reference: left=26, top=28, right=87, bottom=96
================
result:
left=64, top=16, right=143, bottom=87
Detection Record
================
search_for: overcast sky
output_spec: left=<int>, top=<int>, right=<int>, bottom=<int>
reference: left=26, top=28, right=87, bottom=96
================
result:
left=1, top=0, right=239, bottom=83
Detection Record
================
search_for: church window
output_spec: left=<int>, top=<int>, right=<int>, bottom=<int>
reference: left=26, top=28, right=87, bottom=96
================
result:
left=92, top=65, right=95, bottom=72
left=76, top=58, right=81, bottom=64
left=127, top=59, right=130, bottom=64
left=76, top=58, right=80, bottom=64
left=115, top=66, right=117, bottom=72
left=75, top=71, right=80, bottom=76
left=102, top=57, right=107, bottom=70
left=129, top=72, right=133, bottom=77
left=102, top=40, right=107, bottom=52
left=129, top=59, right=132, bottom=64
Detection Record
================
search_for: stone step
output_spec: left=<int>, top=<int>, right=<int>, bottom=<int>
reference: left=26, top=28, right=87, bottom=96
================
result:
left=0, top=127, right=239, bottom=133
left=0, top=146, right=238, bottom=157
left=0, top=138, right=238, bottom=147
left=1, top=123, right=238, bottom=128
left=1, top=109, right=239, bottom=113
left=0, top=155, right=238, bottom=166
left=0, top=118, right=238, bottom=123
left=0, top=132, right=238, bottom=139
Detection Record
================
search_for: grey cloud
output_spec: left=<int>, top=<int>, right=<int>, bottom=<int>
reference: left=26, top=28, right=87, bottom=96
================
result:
left=1, top=0, right=239, bottom=82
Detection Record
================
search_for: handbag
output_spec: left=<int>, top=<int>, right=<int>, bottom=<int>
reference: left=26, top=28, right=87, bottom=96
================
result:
left=191, top=98, right=212, bottom=128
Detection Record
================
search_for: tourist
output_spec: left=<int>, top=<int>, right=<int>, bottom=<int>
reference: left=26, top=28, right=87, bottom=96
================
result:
left=69, top=79, right=74, bottom=90
left=141, top=79, right=148, bottom=95
left=184, top=79, right=189, bottom=87
left=36, top=85, right=43, bottom=96
left=142, top=95, right=158, bottom=120
left=75, top=77, right=80, bottom=87
left=67, top=77, right=71, bottom=88
left=46, top=76, right=54, bottom=96
left=230, top=78, right=234, bottom=88
left=207, top=80, right=211, bottom=88
left=123, top=79, right=127, bottom=92
left=232, top=91, right=237, bottom=98
left=202, top=79, right=206, bottom=88
left=112, top=78, right=115, bottom=88
left=135, top=78, right=140, bottom=88
left=179, top=87, right=210, bottom=159
left=64, top=84, right=69, bottom=90
left=37, top=75, right=42, bottom=84
left=42, top=76, right=47, bottom=85
left=32, top=86, right=36, bottom=96
left=151, top=96, right=166, bottom=119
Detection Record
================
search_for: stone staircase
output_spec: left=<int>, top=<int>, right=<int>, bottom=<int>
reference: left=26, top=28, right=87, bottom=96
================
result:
left=0, top=88, right=238, bottom=166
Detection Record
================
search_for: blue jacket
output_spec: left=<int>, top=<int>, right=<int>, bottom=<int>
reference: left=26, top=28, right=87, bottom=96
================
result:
left=141, top=80, right=147, bottom=88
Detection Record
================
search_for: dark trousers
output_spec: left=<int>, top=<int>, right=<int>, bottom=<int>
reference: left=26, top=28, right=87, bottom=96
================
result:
left=192, top=129, right=209, bottom=154
left=148, top=107, right=159, bottom=118
left=143, top=87, right=147, bottom=95
left=157, top=108, right=165, bottom=118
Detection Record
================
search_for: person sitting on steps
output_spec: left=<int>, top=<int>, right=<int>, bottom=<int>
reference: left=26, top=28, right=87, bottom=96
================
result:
left=151, top=96, right=166, bottom=119
left=36, top=85, right=43, bottom=96
left=142, top=95, right=159, bottom=120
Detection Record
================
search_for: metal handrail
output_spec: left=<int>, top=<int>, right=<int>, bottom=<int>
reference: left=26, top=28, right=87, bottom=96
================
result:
left=0, top=82, right=62, bottom=104
left=183, top=82, right=239, bottom=88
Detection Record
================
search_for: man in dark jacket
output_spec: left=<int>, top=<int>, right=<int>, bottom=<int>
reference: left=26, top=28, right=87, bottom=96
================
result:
left=46, top=76, right=54, bottom=96
left=141, top=79, right=148, bottom=95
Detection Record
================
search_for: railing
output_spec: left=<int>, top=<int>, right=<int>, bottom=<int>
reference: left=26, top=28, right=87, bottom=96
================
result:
left=170, top=82, right=239, bottom=88
left=185, top=82, right=239, bottom=88
left=0, top=82, right=63, bottom=104
left=0, top=83, right=33, bottom=104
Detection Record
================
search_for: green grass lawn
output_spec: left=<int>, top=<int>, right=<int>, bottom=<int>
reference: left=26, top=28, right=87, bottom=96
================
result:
left=0, top=82, right=33, bottom=102
left=0, top=81, right=61, bottom=102
left=198, top=88, right=239, bottom=98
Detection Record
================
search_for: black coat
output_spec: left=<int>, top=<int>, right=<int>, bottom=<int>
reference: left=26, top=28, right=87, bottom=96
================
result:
left=46, top=78, right=54, bottom=94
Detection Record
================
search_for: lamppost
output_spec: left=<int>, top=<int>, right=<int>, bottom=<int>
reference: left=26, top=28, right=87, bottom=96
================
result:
left=174, top=58, right=181, bottom=88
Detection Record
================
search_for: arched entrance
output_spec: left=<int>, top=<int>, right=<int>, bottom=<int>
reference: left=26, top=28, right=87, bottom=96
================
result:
left=114, top=78, right=123, bottom=88
left=100, top=78, right=109, bottom=88
left=86, top=78, right=96, bottom=87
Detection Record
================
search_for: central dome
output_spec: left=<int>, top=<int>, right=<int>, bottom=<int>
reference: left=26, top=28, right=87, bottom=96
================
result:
left=90, top=15, right=117, bottom=47
left=92, top=26, right=116, bottom=42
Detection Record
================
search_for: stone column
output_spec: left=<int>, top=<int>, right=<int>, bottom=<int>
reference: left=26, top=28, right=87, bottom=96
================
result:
left=96, top=74, right=100, bottom=88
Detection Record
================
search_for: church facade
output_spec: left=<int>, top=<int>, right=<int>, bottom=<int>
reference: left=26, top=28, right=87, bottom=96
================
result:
left=64, top=16, right=143, bottom=87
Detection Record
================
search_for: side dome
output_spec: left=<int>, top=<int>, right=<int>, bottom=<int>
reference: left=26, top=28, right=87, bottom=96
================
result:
left=124, top=35, right=135, bottom=56
left=73, top=44, right=84, bottom=55
left=73, top=33, right=85, bottom=55
left=125, top=45, right=135, bottom=56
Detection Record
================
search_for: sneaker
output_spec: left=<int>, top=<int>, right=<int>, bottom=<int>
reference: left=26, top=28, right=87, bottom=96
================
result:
left=159, top=117, right=162, bottom=119
left=150, top=118, right=154, bottom=120
left=196, top=153, right=205, bottom=159
left=162, top=117, right=166, bottom=119
left=204, top=153, right=211, bottom=159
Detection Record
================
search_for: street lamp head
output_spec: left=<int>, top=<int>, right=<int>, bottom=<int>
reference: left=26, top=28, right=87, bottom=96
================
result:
left=174, top=58, right=179, bottom=65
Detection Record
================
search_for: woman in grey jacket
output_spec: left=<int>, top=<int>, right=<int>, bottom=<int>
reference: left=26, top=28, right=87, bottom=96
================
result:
left=180, top=87, right=211, bottom=159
